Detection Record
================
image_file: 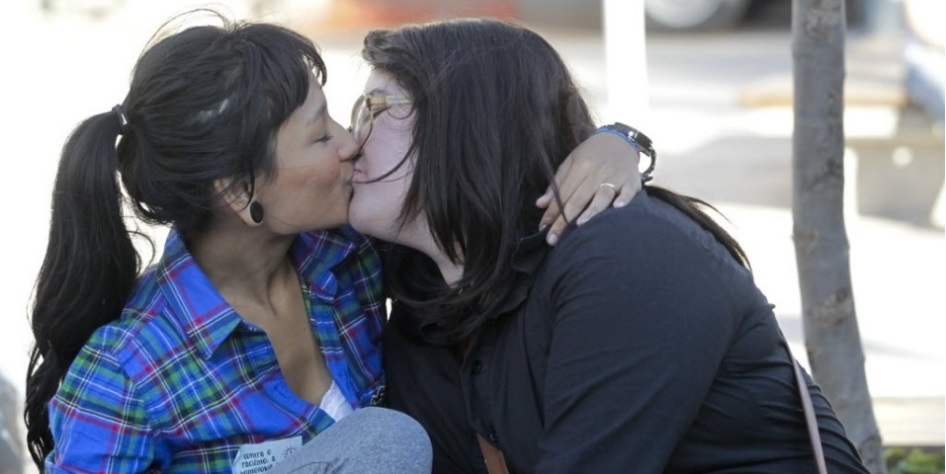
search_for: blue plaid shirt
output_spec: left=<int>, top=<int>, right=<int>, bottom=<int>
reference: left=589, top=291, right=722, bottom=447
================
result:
left=46, top=227, right=385, bottom=473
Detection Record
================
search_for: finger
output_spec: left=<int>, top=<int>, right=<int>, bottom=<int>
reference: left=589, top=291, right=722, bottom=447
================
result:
left=613, top=180, right=642, bottom=208
left=539, top=195, right=560, bottom=231
left=577, top=187, right=618, bottom=225
left=551, top=151, right=577, bottom=188
left=546, top=215, right=568, bottom=245
left=558, top=186, right=592, bottom=226
left=539, top=176, right=585, bottom=231
left=535, top=187, right=553, bottom=209
left=544, top=178, right=588, bottom=244
left=538, top=158, right=576, bottom=229
left=548, top=157, right=585, bottom=208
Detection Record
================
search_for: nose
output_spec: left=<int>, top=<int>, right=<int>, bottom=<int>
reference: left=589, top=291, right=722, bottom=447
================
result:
left=337, top=123, right=360, bottom=162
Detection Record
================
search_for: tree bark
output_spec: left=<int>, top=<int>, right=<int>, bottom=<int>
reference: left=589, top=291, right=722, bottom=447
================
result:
left=791, top=0, right=886, bottom=472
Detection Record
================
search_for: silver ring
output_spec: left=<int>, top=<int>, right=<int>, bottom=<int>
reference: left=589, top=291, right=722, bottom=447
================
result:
left=598, top=182, right=618, bottom=193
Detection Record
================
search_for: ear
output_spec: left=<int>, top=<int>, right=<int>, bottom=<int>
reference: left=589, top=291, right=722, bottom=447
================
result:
left=213, top=178, right=261, bottom=227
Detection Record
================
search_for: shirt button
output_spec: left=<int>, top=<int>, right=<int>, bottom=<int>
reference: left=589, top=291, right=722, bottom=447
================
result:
left=471, top=360, right=483, bottom=375
left=488, top=425, right=498, bottom=443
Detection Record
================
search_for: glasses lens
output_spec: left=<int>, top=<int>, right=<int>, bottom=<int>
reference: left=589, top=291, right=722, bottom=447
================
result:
left=352, top=97, right=373, bottom=146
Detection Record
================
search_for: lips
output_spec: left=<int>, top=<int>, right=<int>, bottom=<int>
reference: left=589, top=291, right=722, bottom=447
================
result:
left=351, top=167, right=366, bottom=187
left=347, top=169, right=359, bottom=197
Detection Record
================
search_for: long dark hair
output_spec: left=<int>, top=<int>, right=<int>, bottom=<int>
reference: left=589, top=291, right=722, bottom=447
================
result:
left=363, top=18, right=747, bottom=341
left=25, top=12, right=325, bottom=469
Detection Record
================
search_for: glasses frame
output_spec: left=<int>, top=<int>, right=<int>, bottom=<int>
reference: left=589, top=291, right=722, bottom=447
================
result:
left=349, top=94, right=412, bottom=147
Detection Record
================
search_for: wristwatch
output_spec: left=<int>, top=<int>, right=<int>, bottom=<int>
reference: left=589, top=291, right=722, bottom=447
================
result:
left=596, top=122, right=656, bottom=183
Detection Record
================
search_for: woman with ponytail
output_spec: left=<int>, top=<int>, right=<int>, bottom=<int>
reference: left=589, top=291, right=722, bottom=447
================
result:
left=25, top=12, right=436, bottom=473
left=26, top=11, right=645, bottom=473
left=347, top=18, right=871, bottom=473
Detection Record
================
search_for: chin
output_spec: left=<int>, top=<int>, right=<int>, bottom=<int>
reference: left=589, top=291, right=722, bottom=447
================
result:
left=349, top=198, right=402, bottom=240
left=349, top=215, right=388, bottom=241
left=314, top=212, right=350, bottom=232
left=348, top=214, right=373, bottom=237
left=348, top=202, right=370, bottom=233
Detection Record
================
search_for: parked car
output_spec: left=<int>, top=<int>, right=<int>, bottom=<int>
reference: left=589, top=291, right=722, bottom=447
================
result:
left=645, top=0, right=753, bottom=31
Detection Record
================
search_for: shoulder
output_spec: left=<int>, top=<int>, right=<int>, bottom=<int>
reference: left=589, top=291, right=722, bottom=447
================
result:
left=551, top=192, right=723, bottom=268
left=97, top=269, right=165, bottom=346
left=78, top=268, right=188, bottom=380
left=537, top=191, right=754, bottom=309
left=58, top=298, right=160, bottom=407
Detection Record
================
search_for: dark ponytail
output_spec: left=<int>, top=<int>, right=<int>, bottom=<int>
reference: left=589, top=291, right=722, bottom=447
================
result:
left=25, top=111, right=140, bottom=468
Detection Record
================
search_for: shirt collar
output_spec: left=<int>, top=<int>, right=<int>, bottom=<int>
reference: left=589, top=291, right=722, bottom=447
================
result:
left=290, top=226, right=360, bottom=301
left=158, top=229, right=242, bottom=360
left=510, top=228, right=552, bottom=274
left=488, top=228, right=551, bottom=317
left=158, top=227, right=361, bottom=359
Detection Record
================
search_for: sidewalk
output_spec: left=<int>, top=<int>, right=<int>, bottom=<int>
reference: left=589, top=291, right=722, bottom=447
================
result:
left=714, top=202, right=944, bottom=447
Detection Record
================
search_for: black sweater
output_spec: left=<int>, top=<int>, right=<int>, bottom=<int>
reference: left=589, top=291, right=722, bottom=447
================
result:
left=384, top=192, right=869, bottom=473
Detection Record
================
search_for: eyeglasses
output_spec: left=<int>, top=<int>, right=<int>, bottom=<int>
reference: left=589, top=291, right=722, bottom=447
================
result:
left=349, top=94, right=411, bottom=147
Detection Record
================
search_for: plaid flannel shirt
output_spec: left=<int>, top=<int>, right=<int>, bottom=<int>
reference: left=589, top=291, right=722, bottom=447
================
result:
left=46, top=227, right=385, bottom=473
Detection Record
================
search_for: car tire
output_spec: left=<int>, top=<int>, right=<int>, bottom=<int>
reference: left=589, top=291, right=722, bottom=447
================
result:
left=645, top=0, right=753, bottom=32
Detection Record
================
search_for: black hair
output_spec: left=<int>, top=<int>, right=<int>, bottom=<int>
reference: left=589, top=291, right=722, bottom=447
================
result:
left=25, top=11, right=325, bottom=469
left=363, top=18, right=748, bottom=341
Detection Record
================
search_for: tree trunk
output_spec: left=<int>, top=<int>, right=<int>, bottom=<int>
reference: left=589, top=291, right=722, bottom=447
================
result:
left=791, top=0, right=887, bottom=472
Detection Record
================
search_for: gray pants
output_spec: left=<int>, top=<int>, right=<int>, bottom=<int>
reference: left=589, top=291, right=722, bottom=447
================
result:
left=269, top=407, right=432, bottom=474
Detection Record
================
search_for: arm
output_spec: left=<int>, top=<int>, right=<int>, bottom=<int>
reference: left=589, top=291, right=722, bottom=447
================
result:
left=537, top=125, right=653, bottom=245
left=534, top=205, right=734, bottom=473
left=46, top=334, right=155, bottom=473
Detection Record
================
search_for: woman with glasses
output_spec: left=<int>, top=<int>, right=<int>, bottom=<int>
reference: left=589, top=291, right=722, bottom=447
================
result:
left=25, top=11, right=644, bottom=474
left=347, top=18, right=870, bottom=473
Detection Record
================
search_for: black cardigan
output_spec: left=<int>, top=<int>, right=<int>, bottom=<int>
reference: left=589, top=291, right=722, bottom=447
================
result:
left=384, top=192, right=868, bottom=473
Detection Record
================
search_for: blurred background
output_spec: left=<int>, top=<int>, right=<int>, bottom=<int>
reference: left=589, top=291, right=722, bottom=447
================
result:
left=0, top=0, right=942, bottom=472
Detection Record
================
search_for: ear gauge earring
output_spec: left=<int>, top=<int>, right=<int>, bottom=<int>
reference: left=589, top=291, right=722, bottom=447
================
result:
left=249, top=201, right=264, bottom=224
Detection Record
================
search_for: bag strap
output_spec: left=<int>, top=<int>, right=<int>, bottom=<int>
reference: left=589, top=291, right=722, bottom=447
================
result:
left=476, top=434, right=510, bottom=474
left=788, top=346, right=829, bottom=474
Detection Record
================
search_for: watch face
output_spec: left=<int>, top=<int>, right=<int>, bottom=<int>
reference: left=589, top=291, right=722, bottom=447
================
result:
left=615, top=122, right=653, bottom=151
left=613, top=122, right=634, bottom=135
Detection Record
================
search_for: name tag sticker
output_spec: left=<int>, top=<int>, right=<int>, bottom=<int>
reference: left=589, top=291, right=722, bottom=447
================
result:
left=232, top=436, right=303, bottom=474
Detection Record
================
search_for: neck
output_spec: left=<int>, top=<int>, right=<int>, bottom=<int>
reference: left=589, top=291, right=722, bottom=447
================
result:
left=385, top=218, right=465, bottom=287
left=431, top=251, right=464, bottom=288
left=189, top=216, right=297, bottom=305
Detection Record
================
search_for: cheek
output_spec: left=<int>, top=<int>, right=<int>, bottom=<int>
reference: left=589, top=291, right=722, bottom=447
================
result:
left=312, top=160, right=342, bottom=185
left=364, top=121, right=414, bottom=171
left=362, top=146, right=396, bottom=179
